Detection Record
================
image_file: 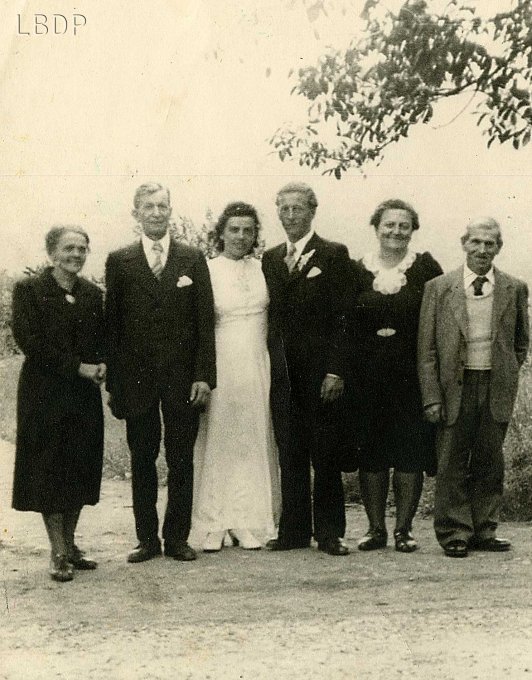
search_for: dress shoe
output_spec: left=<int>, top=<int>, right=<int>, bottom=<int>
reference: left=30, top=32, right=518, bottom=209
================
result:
left=229, top=529, right=261, bottom=550
left=393, top=531, right=418, bottom=553
left=266, top=538, right=310, bottom=551
left=443, top=539, right=468, bottom=558
left=127, top=542, right=162, bottom=563
left=469, top=537, right=511, bottom=552
left=318, top=537, right=350, bottom=556
left=69, top=545, right=98, bottom=570
left=203, top=532, right=226, bottom=553
left=166, top=542, right=197, bottom=561
left=357, top=530, right=387, bottom=551
left=50, top=553, right=74, bottom=582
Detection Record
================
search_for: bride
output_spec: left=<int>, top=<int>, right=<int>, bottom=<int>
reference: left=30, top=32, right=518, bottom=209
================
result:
left=190, top=202, right=280, bottom=551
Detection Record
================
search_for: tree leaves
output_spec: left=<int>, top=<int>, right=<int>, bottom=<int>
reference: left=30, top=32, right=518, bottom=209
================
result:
left=270, top=0, right=532, bottom=177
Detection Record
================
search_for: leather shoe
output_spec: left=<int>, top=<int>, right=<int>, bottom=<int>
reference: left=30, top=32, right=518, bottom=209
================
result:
left=50, top=553, right=74, bottom=582
left=318, top=537, right=349, bottom=556
left=165, top=542, right=197, bottom=561
left=469, top=537, right=511, bottom=552
left=443, top=539, right=468, bottom=558
left=127, top=542, right=162, bottom=563
left=266, top=538, right=310, bottom=551
left=69, top=545, right=98, bottom=570
left=358, top=530, right=387, bottom=551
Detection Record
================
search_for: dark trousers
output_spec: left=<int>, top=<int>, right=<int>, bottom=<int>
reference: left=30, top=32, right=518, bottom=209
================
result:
left=126, top=393, right=199, bottom=546
left=434, top=370, right=507, bottom=547
left=277, top=396, right=345, bottom=545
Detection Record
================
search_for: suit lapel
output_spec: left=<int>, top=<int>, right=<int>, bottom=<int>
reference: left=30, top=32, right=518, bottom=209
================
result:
left=491, top=268, right=513, bottom=341
left=270, top=243, right=291, bottom=283
left=159, top=239, right=189, bottom=289
left=288, top=233, right=321, bottom=282
left=126, top=241, right=160, bottom=296
left=449, top=266, right=468, bottom=338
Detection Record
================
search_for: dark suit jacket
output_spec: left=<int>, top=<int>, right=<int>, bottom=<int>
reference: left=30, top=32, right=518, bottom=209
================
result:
left=105, top=239, right=216, bottom=419
left=418, top=266, right=529, bottom=425
left=262, top=233, right=351, bottom=389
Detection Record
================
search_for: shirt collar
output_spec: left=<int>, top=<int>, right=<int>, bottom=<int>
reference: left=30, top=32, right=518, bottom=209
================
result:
left=287, top=229, right=315, bottom=259
left=142, top=230, right=170, bottom=255
left=463, top=264, right=494, bottom=287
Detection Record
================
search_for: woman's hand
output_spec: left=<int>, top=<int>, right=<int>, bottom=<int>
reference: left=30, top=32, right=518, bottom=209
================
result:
left=321, top=374, right=344, bottom=403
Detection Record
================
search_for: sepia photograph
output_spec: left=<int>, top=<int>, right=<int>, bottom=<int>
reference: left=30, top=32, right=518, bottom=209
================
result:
left=1, top=1, right=531, bottom=678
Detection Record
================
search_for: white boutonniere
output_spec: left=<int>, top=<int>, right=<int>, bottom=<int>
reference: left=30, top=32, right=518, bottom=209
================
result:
left=297, top=249, right=316, bottom=271
left=176, top=275, right=193, bottom=288
left=306, top=266, right=322, bottom=278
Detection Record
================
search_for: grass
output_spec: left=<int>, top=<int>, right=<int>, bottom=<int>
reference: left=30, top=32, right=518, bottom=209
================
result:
left=1, top=355, right=531, bottom=518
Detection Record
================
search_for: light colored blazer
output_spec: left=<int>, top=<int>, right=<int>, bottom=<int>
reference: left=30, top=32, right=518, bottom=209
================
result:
left=418, top=266, right=529, bottom=425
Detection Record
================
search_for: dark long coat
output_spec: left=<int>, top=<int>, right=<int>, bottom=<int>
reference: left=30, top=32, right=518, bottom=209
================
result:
left=104, top=239, right=216, bottom=419
left=12, top=269, right=105, bottom=513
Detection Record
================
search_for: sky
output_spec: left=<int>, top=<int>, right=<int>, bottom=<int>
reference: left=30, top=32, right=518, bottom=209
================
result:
left=0, top=0, right=530, bottom=281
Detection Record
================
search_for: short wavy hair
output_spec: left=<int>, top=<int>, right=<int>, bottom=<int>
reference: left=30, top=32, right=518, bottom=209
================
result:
left=133, top=182, right=171, bottom=209
left=461, top=217, right=503, bottom=248
left=212, top=202, right=261, bottom=253
left=45, top=225, right=90, bottom=255
left=370, top=199, right=420, bottom=231
left=275, top=182, right=318, bottom=213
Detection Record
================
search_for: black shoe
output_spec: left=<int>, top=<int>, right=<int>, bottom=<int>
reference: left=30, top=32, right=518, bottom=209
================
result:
left=469, top=537, right=511, bottom=552
left=393, top=531, right=418, bottom=553
left=50, top=554, right=74, bottom=582
left=265, top=538, right=310, bottom=551
left=69, top=545, right=98, bottom=570
left=127, top=542, right=162, bottom=563
left=358, top=530, right=387, bottom=551
left=443, top=539, right=468, bottom=558
left=166, top=542, right=197, bottom=561
left=318, top=537, right=350, bottom=556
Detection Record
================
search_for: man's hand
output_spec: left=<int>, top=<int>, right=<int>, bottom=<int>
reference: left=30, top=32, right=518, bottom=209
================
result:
left=78, top=362, right=106, bottom=386
left=189, top=381, right=211, bottom=408
left=320, top=374, right=344, bottom=403
left=424, top=403, right=443, bottom=424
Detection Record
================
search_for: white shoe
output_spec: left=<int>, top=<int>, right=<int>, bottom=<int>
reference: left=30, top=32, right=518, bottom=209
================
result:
left=203, top=531, right=225, bottom=553
left=229, top=529, right=261, bottom=550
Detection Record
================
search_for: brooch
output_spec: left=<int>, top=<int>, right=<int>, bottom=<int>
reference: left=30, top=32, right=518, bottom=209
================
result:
left=376, top=328, right=396, bottom=337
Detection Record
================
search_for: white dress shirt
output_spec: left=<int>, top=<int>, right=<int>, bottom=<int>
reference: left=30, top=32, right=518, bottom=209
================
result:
left=286, top=229, right=315, bottom=263
left=463, top=264, right=495, bottom=298
left=142, top=231, right=170, bottom=270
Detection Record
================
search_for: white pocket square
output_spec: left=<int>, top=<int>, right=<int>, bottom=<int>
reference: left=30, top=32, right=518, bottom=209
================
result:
left=306, top=267, right=322, bottom=278
left=176, top=275, right=193, bottom=288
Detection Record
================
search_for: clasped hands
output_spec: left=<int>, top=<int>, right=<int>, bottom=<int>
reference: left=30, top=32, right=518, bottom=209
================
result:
left=78, top=362, right=107, bottom=386
left=321, top=374, right=344, bottom=403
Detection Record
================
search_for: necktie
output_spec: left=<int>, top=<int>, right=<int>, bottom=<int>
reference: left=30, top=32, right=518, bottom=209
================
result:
left=284, top=243, right=297, bottom=273
left=472, top=275, right=488, bottom=296
left=151, top=241, right=164, bottom=279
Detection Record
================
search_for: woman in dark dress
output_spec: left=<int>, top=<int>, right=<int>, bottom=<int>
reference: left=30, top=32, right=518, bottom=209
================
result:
left=12, top=225, right=106, bottom=582
left=348, top=200, right=443, bottom=552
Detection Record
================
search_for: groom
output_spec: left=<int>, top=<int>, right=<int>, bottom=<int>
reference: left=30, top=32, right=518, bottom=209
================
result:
left=262, top=182, right=352, bottom=555
left=105, top=183, right=216, bottom=563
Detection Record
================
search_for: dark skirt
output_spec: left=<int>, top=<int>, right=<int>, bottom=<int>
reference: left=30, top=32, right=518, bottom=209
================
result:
left=13, top=376, right=104, bottom=513
left=355, top=370, right=436, bottom=475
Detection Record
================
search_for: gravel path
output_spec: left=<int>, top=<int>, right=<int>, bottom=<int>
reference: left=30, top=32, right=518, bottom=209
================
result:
left=1, top=439, right=531, bottom=679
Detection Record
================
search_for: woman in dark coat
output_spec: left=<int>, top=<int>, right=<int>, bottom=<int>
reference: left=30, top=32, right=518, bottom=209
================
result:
left=347, top=200, right=443, bottom=553
left=12, top=225, right=106, bottom=582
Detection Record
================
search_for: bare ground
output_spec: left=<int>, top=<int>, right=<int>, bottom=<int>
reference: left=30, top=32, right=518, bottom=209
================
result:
left=1, top=439, right=531, bottom=680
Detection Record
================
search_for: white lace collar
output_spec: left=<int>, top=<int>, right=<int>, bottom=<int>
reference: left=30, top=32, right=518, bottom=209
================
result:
left=362, top=249, right=417, bottom=295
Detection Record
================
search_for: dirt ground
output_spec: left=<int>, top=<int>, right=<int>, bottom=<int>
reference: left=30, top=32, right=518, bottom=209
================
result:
left=1, top=439, right=531, bottom=680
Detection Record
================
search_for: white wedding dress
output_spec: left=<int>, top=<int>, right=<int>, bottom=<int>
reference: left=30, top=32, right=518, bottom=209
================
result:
left=189, top=255, right=281, bottom=545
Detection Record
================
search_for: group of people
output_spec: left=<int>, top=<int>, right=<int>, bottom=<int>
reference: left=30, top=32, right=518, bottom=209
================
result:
left=11, top=181, right=529, bottom=582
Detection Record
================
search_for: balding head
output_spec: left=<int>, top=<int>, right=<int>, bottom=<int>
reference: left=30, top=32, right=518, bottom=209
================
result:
left=461, top=216, right=503, bottom=275
left=461, top=217, right=503, bottom=249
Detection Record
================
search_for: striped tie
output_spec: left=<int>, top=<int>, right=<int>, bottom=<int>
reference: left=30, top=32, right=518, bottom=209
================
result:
left=151, top=241, right=164, bottom=279
left=284, top=243, right=297, bottom=273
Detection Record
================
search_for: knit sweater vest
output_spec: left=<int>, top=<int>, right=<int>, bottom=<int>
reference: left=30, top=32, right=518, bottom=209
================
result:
left=465, top=292, right=493, bottom=369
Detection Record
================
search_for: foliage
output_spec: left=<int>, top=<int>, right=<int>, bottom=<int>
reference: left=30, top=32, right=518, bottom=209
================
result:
left=0, top=271, right=19, bottom=357
left=270, top=0, right=532, bottom=177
